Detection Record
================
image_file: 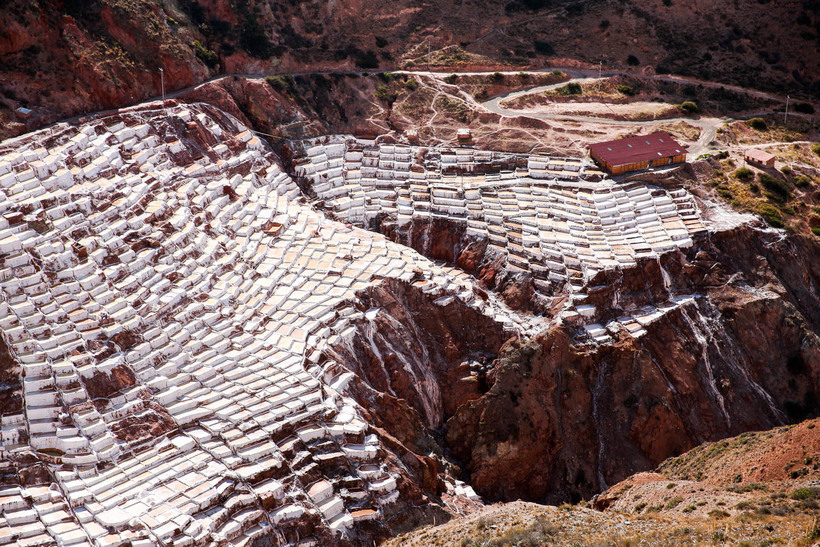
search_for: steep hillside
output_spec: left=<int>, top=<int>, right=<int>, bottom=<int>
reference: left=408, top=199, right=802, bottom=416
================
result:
left=1, top=0, right=817, bottom=139
left=289, top=137, right=820, bottom=509
left=386, top=419, right=820, bottom=546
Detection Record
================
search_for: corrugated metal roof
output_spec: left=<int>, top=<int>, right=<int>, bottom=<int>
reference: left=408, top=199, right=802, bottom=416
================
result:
left=588, top=132, right=687, bottom=166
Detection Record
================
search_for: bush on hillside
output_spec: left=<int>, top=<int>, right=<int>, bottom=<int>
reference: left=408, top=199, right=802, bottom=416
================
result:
left=755, top=203, right=784, bottom=227
left=735, top=167, right=753, bottom=181
left=748, top=117, right=768, bottom=130
left=192, top=40, right=218, bottom=68
left=265, top=76, right=293, bottom=93
left=759, top=172, right=791, bottom=199
left=557, top=82, right=582, bottom=95
left=679, top=101, right=699, bottom=114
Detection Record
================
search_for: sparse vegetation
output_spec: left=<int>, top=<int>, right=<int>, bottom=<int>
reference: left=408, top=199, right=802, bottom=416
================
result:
left=735, top=167, right=754, bottom=181
left=239, top=14, right=272, bottom=58
left=617, top=84, right=635, bottom=96
left=790, top=487, right=820, bottom=501
left=666, top=497, right=683, bottom=509
left=756, top=203, right=784, bottom=227
left=192, top=40, right=218, bottom=68
left=678, top=100, right=699, bottom=114
left=265, top=75, right=293, bottom=93
left=758, top=172, right=791, bottom=200
left=748, top=117, right=768, bottom=131
left=375, top=84, right=397, bottom=104
left=556, top=82, right=582, bottom=95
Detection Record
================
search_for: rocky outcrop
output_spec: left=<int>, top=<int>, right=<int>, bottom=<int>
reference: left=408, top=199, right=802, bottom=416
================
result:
left=0, top=336, right=22, bottom=417
left=444, top=227, right=820, bottom=504
left=328, top=278, right=510, bottom=432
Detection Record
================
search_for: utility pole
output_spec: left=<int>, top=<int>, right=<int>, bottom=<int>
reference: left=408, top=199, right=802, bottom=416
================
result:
left=159, top=68, right=167, bottom=117
left=784, top=94, right=789, bottom=125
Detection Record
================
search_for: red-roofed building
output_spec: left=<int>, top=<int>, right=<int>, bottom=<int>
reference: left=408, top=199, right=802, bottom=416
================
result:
left=744, top=149, right=776, bottom=168
left=589, top=132, right=688, bottom=175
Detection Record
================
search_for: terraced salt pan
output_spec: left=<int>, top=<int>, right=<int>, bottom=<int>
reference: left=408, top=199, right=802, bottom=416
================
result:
left=292, top=136, right=709, bottom=340
left=0, top=105, right=525, bottom=546
left=293, top=136, right=706, bottom=295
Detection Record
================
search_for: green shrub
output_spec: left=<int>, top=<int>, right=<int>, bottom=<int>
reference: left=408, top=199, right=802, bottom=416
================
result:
left=533, top=40, right=554, bottom=54
left=748, top=117, right=768, bottom=130
left=240, top=15, right=272, bottom=58
left=617, top=84, right=635, bottom=96
left=192, top=40, right=218, bottom=68
left=444, top=74, right=459, bottom=85
left=490, top=72, right=504, bottom=83
left=265, top=75, right=292, bottom=93
left=790, top=487, right=820, bottom=500
left=599, top=19, right=610, bottom=30
left=679, top=101, right=699, bottom=114
left=812, top=143, right=820, bottom=157
left=354, top=50, right=380, bottom=69
left=557, top=82, right=582, bottom=95
left=756, top=203, right=784, bottom=227
left=735, top=167, right=753, bottom=181
left=794, top=175, right=812, bottom=188
left=666, top=497, right=683, bottom=509
left=375, top=85, right=391, bottom=101
left=794, top=102, right=815, bottom=114
left=404, top=78, right=418, bottom=91
left=375, top=36, right=388, bottom=48
left=759, top=172, right=791, bottom=199
left=812, top=227, right=820, bottom=237
left=627, top=54, right=640, bottom=66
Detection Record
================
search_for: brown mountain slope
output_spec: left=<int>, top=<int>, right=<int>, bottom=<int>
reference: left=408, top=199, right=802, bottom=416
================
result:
left=386, top=419, right=820, bottom=546
left=1, top=0, right=817, bottom=139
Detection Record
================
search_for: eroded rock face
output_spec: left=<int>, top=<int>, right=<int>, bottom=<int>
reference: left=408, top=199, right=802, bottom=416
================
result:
left=290, top=137, right=820, bottom=507
left=0, top=336, right=22, bottom=417
left=328, top=278, right=509, bottom=431
left=445, top=228, right=820, bottom=504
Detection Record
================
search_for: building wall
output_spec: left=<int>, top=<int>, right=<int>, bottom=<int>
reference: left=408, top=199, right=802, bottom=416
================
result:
left=607, top=154, right=686, bottom=175
left=591, top=149, right=687, bottom=175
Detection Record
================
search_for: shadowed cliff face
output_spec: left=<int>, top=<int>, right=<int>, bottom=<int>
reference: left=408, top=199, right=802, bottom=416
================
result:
left=0, top=336, right=23, bottom=417
left=330, top=222, right=820, bottom=505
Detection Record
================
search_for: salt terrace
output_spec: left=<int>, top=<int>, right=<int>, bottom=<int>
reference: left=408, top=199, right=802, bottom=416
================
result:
left=0, top=103, right=711, bottom=546
left=293, top=135, right=708, bottom=341
left=0, top=104, right=500, bottom=546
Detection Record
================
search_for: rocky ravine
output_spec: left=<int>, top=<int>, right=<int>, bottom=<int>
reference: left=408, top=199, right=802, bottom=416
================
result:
left=387, top=418, right=820, bottom=546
